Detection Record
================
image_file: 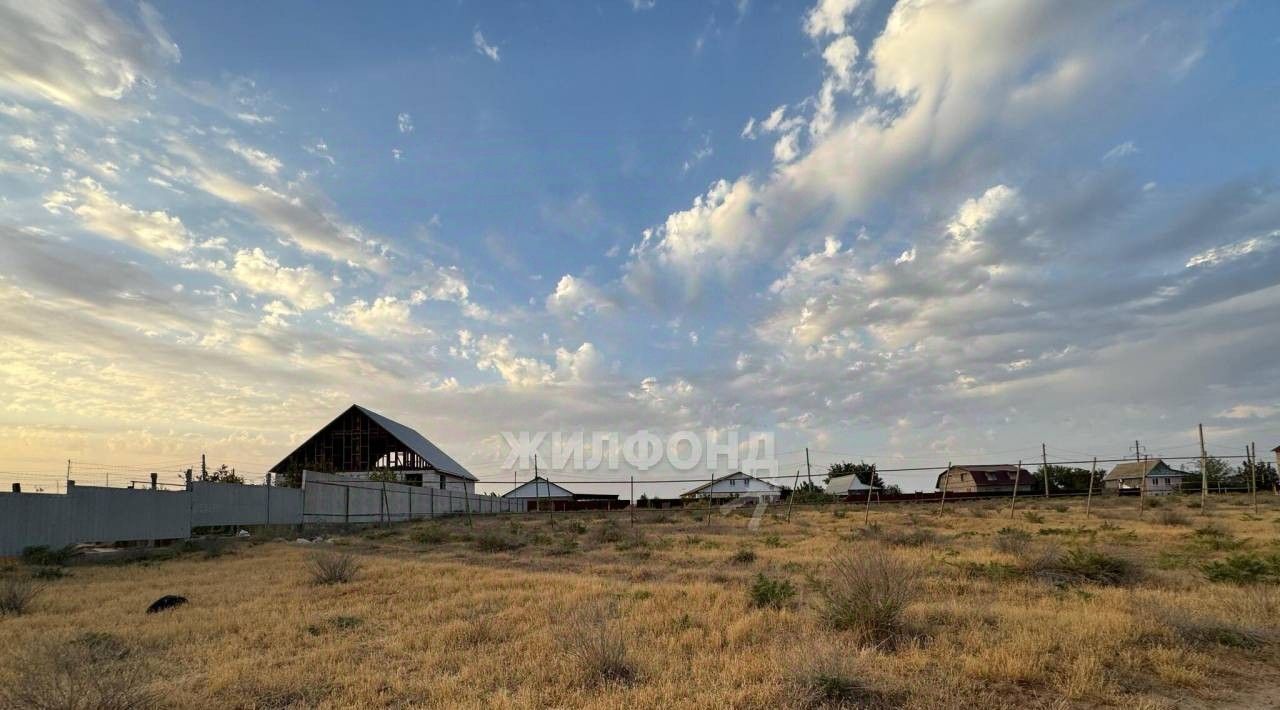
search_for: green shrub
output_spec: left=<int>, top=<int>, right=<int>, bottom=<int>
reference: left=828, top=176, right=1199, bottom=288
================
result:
left=1156, top=508, right=1189, bottom=526
left=550, top=536, right=579, bottom=556
left=1188, top=525, right=1244, bottom=551
left=1023, top=512, right=1045, bottom=524
left=730, top=548, right=757, bottom=565
left=411, top=525, right=449, bottom=544
left=1202, top=553, right=1280, bottom=584
left=20, top=545, right=74, bottom=567
left=762, top=533, right=783, bottom=548
left=30, top=567, right=67, bottom=581
left=1029, top=547, right=1137, bottom=586
left=749, top=573, right=797, bottom=609
left=881, top=528, right=937, bottom=548
left=475, top=532, right=525, bottom=552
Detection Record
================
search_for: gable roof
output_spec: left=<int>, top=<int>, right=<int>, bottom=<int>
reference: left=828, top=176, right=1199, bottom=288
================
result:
left=502, top=476, right=575, bottom=499
left=352, top=405, right=475, bottom=480
left=682, top=471, right=781, bottom=496
left=935, top=464, right=1031, bottom=489
left=271, top=404, right=476, bottom=480
left=825, top=473, right=872, bottom=495
left=1103, top=458, right=1185, bottom=482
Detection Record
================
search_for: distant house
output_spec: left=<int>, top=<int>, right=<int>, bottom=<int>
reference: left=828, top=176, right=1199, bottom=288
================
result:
left=935, top=465, right=1034, bottom=494
left=502, top=476, right=576, bottom=502
left=824, top=474, right=872, bottom=497
left=681, top=472, right=782, bottom=501
left=502, top=475, right=620, bottom=511
left=1102, top=459, right=1189, bottom=495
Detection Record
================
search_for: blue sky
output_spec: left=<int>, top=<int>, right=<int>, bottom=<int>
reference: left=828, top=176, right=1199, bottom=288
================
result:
left=0, top=0, right=1278, bottom=495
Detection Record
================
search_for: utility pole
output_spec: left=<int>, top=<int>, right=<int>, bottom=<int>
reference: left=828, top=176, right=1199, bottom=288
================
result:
left=201, top=453, right=207, bottom=481
left=937, top=461, right=951, bottom=516
left=630, top=476, right=635, bottom=528
left=1009, top=460, right=1022, bottom=520
left=1084, top=457, right=1096, bottom=519
left=786, top=469, right=800, bottom=522
left=1248, top=443, right=1258, bottom=516
left=805, top=447, right=813, bottom=487
left=1198, top=423, right=1208, bottom=514
left=1041, top=444, right=1050, bottom=498
left=65, top=459, right=70, bottom=489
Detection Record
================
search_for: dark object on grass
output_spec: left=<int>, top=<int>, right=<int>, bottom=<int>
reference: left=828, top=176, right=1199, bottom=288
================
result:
left=146, top=595, right=188, bottom=613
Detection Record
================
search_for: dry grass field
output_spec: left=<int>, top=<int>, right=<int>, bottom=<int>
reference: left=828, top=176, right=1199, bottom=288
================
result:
left=3, top=493, right=1280, bottom=709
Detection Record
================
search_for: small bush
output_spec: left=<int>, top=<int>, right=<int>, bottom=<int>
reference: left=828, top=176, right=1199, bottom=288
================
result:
left=1053, top=504, right=1069, bottom=513
left=749, top=573, right=797, bottom=609
left=0, top=632, right=156, bottom=710
left=1029, top=547, right=1137, bottom=586
left=594, top=520, right=625, bottom=544
left=1202, top=553, right=1280, bottom=585
left=1023, top=512, right=1045, bottom=524
left=475, top=532, right=525, bottom=552
left=550, top=536, right=579, bottom=556
left=0, top=577, right=42, bottom=615
left=992, top=527, right=1032, bottom=555
left=731, top=548, right=757, bottom=565
left=881, top=528, right=937, bottom=548
left=1188, top=525, right=1244, bottom=551
left=31, top=567, right=67, bottom=580
left=412, top=525, right=449, bottom=544
left=812, top=549, right=920, bottom=644
left=568, top=520, right=588, bottom=535
left=307, top=552, right=361, bottom=585
left=1171, top=616, right=1271, bottom=649
left=560, top=605, right=637, bottom=686
left=20, top=545, right=74, bottom=567
left=1156, top=508, right=1189, bottom=526
left=762, top=533, right=783, bottom=548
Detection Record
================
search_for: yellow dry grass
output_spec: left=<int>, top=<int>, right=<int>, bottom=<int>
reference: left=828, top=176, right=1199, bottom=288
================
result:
left=2, top=493, right=1279, bottom=709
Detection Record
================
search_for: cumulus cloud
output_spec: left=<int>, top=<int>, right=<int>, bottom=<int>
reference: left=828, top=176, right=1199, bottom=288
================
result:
left=547, top=274, right=612, bottom=318
left=397, top=112, right=413, bottom=134
left=332, top=296, right=424, bottom=336
left=227, top=248, right=336, bottom=310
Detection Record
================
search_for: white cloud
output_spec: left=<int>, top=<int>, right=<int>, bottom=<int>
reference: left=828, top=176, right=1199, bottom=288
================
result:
left=547, top=274, right=611, bottom=318
left=0, top=1, right=179, bottom=115
left=1216, top=404, right=1278, bottom=420
left=227, top=248, right=336, bottom=310
left=630, top=0, right=657, bottom=10
left=804, top=0, right=863, bottom=39
left=43, top=177, right=190, bottom=255
left=225, top=140, right=282, bottom=176
left=397, top=112, right=413, bottom=134
left=473, top=28, right=501, bottom=63
left=332, top=296, right=424, bottom=336
left=1104, top=141, right=1138, bottom=160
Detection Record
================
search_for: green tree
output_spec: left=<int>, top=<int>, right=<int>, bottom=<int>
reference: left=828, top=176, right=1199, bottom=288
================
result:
left=207, top=464, right=244, bottom=484
left=1034, top=464, right=1098, bottom=493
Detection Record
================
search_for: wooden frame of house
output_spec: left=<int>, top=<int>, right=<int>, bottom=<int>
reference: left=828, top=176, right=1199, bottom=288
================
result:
left=269, top=404, right=477, bottom=493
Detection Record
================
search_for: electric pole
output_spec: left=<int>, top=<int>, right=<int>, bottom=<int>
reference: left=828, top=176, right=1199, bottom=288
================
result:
left=805, top=447, right=813, bottom=487
left=1198, top=423, right=1208, bottom=514
left=1041, top=443, right=1049, bottom=498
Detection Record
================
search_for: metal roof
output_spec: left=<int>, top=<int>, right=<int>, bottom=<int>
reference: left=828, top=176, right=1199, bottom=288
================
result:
left=502, top=476, right=575, bottom=499
left=824, top=473, right=872, bottom=495
left=352, top=405, right=477, bottom=481
left=1102, top=459, right=1186, bottom=482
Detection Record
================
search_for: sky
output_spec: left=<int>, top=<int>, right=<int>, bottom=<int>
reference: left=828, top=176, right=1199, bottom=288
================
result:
left=0, top=0, right=1278, bottom=496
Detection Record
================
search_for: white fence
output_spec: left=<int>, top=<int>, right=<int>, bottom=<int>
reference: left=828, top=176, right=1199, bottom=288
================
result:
left=0, top=473, right=514, bottom=556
